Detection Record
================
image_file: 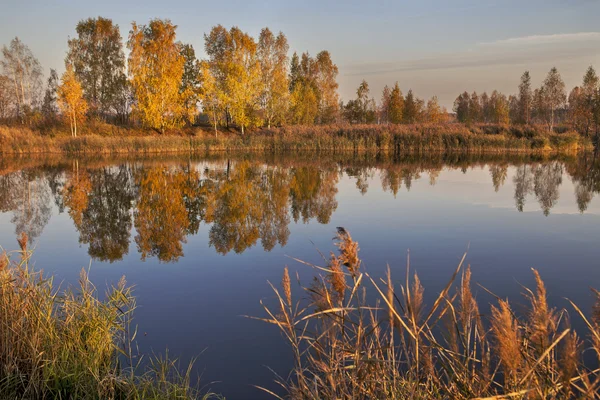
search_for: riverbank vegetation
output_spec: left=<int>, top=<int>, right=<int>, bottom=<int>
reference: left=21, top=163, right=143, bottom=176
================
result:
left=5, top=228, right=600, bottom=399
left=1, top=17, right=599, bottom=153
left=258, top=229, right=600, bottom=399
left=0, top=233, right=220, bottom=400
left=0, top=123, right=591, bottom=155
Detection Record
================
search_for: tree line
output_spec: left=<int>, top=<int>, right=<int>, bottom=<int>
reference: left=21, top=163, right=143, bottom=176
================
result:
left=1, top=16, right=599, bottom=138
left=453, top=67, right=600, bottom=137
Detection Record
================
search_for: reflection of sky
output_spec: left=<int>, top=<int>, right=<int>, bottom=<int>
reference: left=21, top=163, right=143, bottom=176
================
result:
left=1, top=162, right=600, bottom=398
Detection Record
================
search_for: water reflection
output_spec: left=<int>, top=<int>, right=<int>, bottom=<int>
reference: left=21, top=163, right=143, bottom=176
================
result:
left=1, top=154, right=599, bottom=262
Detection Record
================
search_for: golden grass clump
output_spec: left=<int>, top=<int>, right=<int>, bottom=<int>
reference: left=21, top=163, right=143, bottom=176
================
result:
left=0, top=244, right=221, bottom=400
left=490, top=299, right=523, bottom=387
left=258, top=229, right=600, bottom=400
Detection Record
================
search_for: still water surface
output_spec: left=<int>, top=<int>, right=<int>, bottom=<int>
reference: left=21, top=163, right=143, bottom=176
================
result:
left=1, top=153, right=599, bottom=398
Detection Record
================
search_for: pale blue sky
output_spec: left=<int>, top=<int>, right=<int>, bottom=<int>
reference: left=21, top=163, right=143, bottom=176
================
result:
left=1, top=0, right=599, bottom=107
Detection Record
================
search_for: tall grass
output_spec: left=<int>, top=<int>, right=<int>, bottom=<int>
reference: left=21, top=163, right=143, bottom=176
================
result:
left=0, top=233, right=220, bottom=400
left=257, top=229, right=600, bottom=399
left=0, top=123, right=592, bottom=155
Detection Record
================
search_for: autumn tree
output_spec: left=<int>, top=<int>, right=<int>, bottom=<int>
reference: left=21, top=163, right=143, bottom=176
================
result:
left=469, top=92, right=482, bottom=122
left=67, top=17, right=127, bottom=117
left=580, top=66, right=599, bottom=136
left=344, top=80, right=376, bottom=124
left=289, top=80, right=318, bottom=124
left=314, top=51, right=340, bottom=123
left=41, top=69, right=59, bottom=121
left=288, top=52, right=318, bottom=124
left=204, top=25, right=262, bottom=133
left=541, top=67, right=566, bottom=131
left=258, top=28, right=289, bottom=128
left=403, top=89, right=419, bottom=123
left=128, top=19, right=187, bottom=133
left=227, top=27, right=262, bottom=133
left=453, top=92, right=470, bottom=123
left=179, top=43, right=201, bottom=124
left=518, top=71, right=533, bottom=124
left=57, top=65, right=88, bottom=137
left=425, top=96, right=444, bottom=123
left=379, top=85, right=391, bottom=124
left=1, top=37, right=43, bottom=121
left=508, top=94, right=519, bottom=124
left=388, top=82, right=404, bottom=124
left=569, top=86, right=587, bottom=133
left=481, top=92, right=491, bottom=122
left=489, top=90, right=510, bottom=124
left=199, top=60, right=222, bottom=136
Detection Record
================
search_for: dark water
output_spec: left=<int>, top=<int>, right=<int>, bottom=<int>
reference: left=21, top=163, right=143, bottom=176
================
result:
left=1, top=152, right=600, bottom=399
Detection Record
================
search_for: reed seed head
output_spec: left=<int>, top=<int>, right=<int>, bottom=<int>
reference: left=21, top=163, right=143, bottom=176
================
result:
left=17, top=232, right=28, bottom=252
left=282, top=266, right=292, bottom=306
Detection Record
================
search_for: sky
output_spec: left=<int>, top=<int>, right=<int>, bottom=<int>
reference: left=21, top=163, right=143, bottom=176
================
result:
left=1, top=0, right=599, bottom=108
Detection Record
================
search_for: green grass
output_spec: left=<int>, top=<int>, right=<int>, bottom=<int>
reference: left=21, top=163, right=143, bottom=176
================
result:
left=0, top=233, right=221, bottom=400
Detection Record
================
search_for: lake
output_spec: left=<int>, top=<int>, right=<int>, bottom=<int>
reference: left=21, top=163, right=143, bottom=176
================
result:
left=1, top=152, right=599, bottom=399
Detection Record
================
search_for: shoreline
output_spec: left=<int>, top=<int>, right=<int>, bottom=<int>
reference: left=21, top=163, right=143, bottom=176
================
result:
left=0, top=124, right=593, bottom=156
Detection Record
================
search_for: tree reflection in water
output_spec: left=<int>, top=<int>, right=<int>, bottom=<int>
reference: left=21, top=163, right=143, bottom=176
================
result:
left=0, top=154, right=599, bottom=262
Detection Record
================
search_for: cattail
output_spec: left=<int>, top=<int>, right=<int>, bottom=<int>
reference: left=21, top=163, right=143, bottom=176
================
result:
left=460, top=266, right=474, bottom=326
left=17, top=231, right=28, bottom=252
left=528, top=269, right=556, bottom=351
left=592, top=288, right=600, bottom=327
left=409, top=273, right=424, bottom=323
left=328, top=253, right=345, bottom=303
left=386, top=266, right=396, bottom=328
left=491, top=299, right=522, bottom=386
left=282, top=266, right=292, bottom=306
left=0, top=252, right=7, bottom=271
left=560, top=330, right=579, bottom=397
left=335, top=229, right=360, bottom=277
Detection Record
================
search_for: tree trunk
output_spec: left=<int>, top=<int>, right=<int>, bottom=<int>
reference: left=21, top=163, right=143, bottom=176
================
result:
left=241, top=124, right=244, bottom=135
left=73, top=110, right=77, bottom=138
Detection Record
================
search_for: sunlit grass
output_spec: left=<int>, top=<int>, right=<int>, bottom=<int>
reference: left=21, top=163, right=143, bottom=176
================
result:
left=0, top=233, right=220, bottom=400
left=257, top=229, right=600, bottom=399
left=0, top=123, right=591, bottom=155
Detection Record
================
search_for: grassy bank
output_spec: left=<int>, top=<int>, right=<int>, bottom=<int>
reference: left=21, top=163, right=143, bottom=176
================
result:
left=0, top=234, right=220, bottom=400
left=4, top=231, right=600, bottom=399
left=0, top=123, right=593, bottom=155
left=259, top=230, right=600, bottom=399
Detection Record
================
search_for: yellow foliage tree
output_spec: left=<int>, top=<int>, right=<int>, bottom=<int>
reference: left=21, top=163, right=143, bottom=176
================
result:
left=225, top=27, right=262, bottom=134
left=199, top=60, right=222, bottom=137
left=57, top=65, right=88, bottom=137
left=127, top=19, right=186, bottom=133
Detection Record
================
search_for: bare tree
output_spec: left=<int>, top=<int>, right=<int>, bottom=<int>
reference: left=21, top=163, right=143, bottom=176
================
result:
left=1, top=37, right=43, bottom=122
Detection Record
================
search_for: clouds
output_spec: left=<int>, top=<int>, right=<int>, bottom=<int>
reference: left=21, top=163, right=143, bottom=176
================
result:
left=338, top=30, right=600, bottom=108
left=344, top=31, right=600, bottom=77
left=479, top=32, right=600, bottom=46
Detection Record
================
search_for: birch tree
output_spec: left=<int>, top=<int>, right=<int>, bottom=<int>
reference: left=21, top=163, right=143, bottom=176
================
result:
left=57, top=65, right=88, bottom=137
left=1, top=37, right=43, bottom=121
left=258, top=28, right=289, bottom=128
left=127, top=19, right=186, bottom=133
left=541, top=67, right=566, bottom=131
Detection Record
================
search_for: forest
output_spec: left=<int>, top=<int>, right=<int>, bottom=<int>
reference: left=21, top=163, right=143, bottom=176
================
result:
left=0, top=16, right=599, bottom=144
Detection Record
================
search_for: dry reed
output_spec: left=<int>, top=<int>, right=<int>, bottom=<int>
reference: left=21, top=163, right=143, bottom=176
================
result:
left=257, top=229, right=600, bottom=399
